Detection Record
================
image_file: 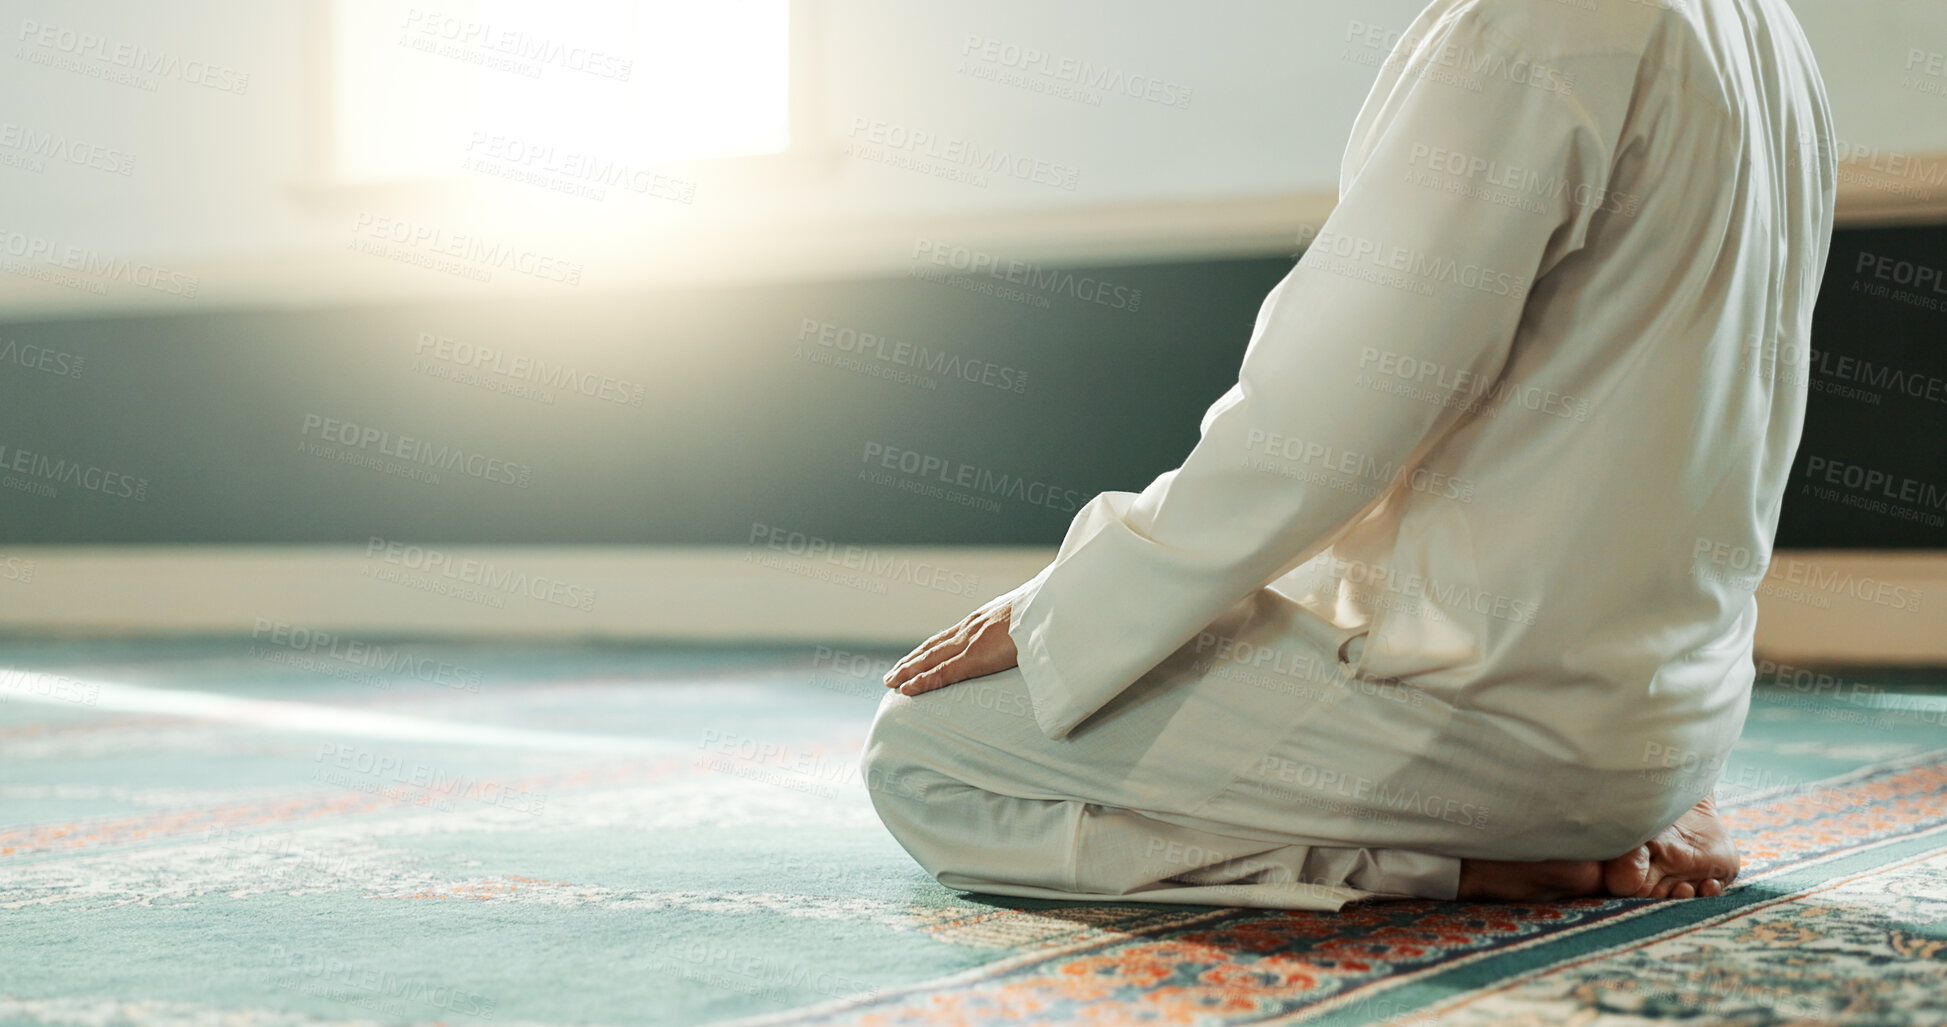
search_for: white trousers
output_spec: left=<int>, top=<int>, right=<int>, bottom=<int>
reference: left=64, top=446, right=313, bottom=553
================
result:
left=859, top=594, right=1481, bottom=910
left=860, top=587, right=1706, bottom=909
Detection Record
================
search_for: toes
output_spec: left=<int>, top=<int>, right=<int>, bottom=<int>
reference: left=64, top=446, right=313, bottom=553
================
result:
left=1602, top=846, right=1653, bottom=898
left=1670, top=881, right=1696, bottom=899
left=1698, top=878, right=1723, bottom=898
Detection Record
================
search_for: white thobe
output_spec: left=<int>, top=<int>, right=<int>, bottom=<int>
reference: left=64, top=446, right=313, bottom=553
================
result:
left=864, top=0, right=1837, bottom=909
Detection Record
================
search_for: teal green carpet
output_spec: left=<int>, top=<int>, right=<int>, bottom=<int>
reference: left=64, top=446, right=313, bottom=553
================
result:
left=3, top=637, right=1946, bottom=1026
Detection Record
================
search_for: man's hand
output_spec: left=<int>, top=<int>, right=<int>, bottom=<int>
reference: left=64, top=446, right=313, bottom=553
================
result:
left=883, top=593, right=1020, bottom=696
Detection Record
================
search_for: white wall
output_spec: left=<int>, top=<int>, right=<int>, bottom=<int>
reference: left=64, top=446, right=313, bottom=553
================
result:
left=0, top=0, right=1941, bottom=318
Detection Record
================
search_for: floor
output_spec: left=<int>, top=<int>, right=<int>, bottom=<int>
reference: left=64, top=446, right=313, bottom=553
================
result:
left=3, top=636, right=1946, bottom=1026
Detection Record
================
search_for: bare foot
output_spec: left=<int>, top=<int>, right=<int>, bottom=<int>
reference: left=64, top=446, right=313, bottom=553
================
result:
left=1456, top=858, right=1605, bottom=902
left=1601, top=794, right=1740, bottom=899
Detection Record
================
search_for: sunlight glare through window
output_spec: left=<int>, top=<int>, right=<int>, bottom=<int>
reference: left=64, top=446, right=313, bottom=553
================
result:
left=327, top=0, right=790, bottom=184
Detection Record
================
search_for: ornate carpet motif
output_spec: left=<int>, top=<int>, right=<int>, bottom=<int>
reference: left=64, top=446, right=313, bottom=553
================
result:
left=726, top=752, right=1947, bottom=1027
left=3, top=640, right=1945, bottom=1026
left=1427, top=848, right=1947, bottom=1026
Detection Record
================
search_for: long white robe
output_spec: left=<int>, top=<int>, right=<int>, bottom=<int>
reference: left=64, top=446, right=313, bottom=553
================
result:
left=864, top=0, right=1837, bottom=908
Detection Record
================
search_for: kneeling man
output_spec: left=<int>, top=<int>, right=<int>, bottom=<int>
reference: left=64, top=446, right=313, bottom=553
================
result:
left=863, top=0, right=1836, bottom=908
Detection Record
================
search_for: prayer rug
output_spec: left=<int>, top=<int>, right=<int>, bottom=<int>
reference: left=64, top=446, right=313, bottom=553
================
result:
left=3, top=637, right=1942, bottom=1026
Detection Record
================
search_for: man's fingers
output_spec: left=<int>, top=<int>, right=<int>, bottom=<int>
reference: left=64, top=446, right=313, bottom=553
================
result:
left=883, top=594, right=1018, bottom=687
left=885, top=633, right=968, bottom=689
left=884, top=631, right=957, bottom=685
left=913, top=620, right=965, bottom=654
left=893, top=621, right=1018, bottom=696
left=884, top=615, right=976, bottom=684
left=898, top=653, right=970, bottom=696
left=884, top=600, right=1016, bottom=692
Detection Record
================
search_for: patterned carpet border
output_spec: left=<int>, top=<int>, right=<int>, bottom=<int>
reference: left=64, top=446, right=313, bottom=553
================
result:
left=1360, top=827, right=1947, bottom=1027
left=723, top=747, right=1947, bottom=1027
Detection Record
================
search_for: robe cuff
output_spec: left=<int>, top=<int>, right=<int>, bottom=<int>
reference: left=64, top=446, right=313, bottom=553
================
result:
left=1357, top=849, right=1464, bottom=901
left=1004, top=563, right=1080, bottom=741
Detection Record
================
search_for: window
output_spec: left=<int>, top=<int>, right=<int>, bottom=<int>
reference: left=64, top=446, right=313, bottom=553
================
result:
left=321, top=0, right=792, bottom=185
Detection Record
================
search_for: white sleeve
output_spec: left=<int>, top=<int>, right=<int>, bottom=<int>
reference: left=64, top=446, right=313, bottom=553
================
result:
left=1007, top=13, right=1618, bottom=740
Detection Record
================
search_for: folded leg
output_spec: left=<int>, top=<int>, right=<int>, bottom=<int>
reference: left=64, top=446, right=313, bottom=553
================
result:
left=859, top=663, right=1461, bottom=909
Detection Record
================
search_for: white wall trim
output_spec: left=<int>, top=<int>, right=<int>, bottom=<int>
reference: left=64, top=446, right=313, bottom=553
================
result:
left=1833, top=150, right=1947, bottom=228
left=0, top=545, right=1053, bottom=647
left=2, top=547, right=1942, bottom=665
left=1740, top=550, right=1947, bottom=665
